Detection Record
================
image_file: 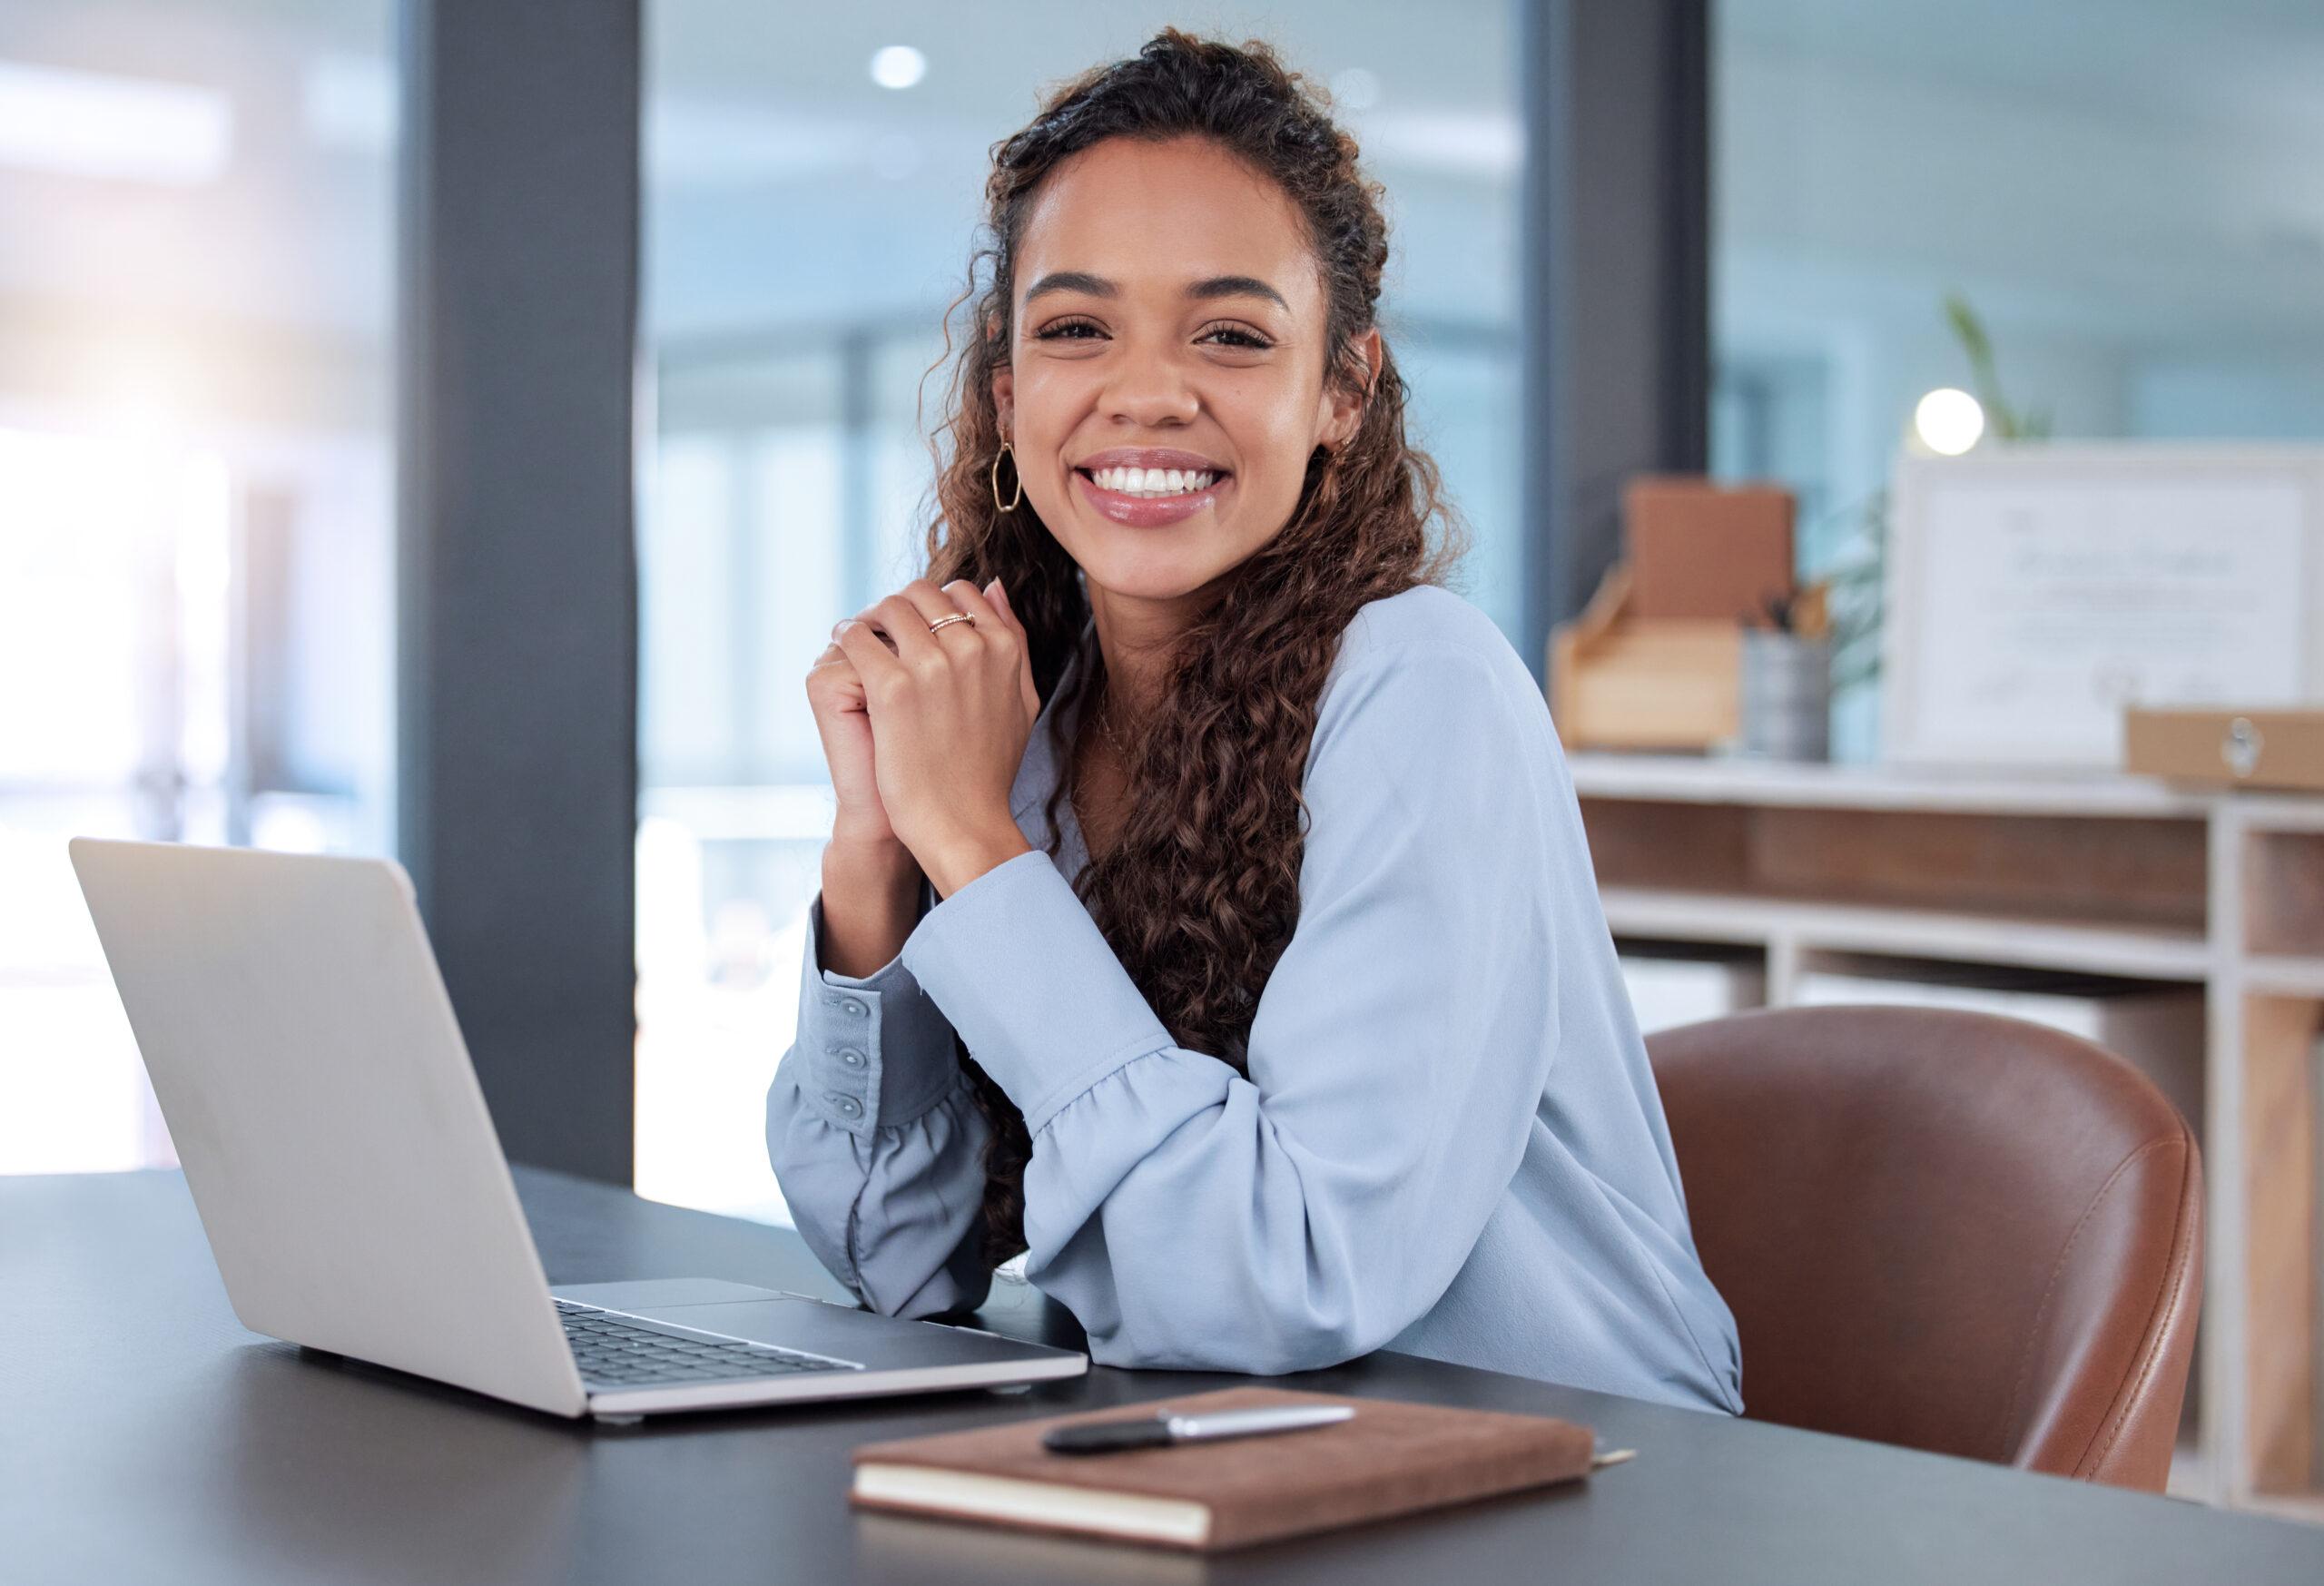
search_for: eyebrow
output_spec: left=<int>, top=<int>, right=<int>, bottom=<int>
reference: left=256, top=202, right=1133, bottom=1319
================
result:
left=1021, top=271, right=1290, bottom=312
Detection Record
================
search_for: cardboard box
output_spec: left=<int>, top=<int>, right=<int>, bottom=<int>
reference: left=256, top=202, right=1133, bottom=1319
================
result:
left=2124, top=707, right=2324, bottom=792
left=1549, top=564, right=1741, bottom=751
left=1548, top=563, right=1831, bottom=754
left=1624, top=477, right=1796, bottom=625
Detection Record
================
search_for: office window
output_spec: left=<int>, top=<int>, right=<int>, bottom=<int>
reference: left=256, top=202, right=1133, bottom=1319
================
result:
left=1712, top=0, right=2324, bottom=757
left=636, top=5, right=1522, bottom=1219
left=0, top=4, right=398, bottom=1173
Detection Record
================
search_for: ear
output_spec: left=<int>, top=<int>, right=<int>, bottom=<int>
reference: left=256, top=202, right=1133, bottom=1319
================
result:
left=1321, top=328, right=1383, bottom=450
left=990, top=364, right=1015, bottom=442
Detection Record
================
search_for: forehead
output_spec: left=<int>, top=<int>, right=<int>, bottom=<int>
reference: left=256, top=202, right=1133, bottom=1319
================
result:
left=1016, top=135, right=1322, bottom=312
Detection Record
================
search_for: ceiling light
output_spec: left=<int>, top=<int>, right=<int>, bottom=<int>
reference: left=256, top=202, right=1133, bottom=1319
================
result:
left=1913, top=388, right=1984, bottom=456
left=870, top=46, right=926, bottom=91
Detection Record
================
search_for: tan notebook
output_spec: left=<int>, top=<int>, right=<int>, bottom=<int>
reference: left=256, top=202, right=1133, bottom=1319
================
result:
left=848, top=1386, right=1625, bottom=1552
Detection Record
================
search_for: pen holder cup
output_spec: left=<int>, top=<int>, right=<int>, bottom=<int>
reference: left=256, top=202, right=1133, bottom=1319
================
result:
left=1734, top=631, right=1831, bottom=762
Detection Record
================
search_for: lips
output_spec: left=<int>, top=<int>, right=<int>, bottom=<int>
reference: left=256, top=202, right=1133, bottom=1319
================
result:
left=1073, top=467, right=1231, bottom=528
left=1064, top=444, right=1226, bottom=530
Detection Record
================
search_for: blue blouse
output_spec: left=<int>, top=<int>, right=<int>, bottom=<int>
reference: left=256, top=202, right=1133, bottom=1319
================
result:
left=766, top=585, right=1744, bottom=1414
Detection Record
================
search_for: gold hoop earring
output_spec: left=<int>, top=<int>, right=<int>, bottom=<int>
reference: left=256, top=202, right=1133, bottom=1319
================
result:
left=990, top=440, right=1023, bottom=513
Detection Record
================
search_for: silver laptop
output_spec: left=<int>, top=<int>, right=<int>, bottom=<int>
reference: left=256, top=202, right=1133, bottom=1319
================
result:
left=70, top=838, right=1087, bottom=1423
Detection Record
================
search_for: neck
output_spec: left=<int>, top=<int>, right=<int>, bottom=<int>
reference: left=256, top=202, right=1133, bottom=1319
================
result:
left=1085, top=578, right=1215, bottom=720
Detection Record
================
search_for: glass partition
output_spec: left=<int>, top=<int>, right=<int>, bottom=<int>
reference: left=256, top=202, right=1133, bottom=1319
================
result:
left=0, top=2, right=399, bottom=1174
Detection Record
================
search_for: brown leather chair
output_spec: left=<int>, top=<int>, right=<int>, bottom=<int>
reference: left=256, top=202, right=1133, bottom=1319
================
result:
left=1649, top=1004, right=2202, bottom=1492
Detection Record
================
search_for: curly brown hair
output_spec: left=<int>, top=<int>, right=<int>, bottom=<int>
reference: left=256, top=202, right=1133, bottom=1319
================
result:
left=916, top=28, right=1470, bottom=1266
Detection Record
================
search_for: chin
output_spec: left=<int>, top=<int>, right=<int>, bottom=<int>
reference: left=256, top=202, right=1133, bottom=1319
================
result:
left=1077, top=547, right=1227, bottom=605
left=1056, top=527, right=1226, bottom=604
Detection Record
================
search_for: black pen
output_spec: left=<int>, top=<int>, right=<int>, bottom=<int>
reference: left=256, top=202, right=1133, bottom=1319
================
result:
left=1043, top=1404, right=1356, bottom=1454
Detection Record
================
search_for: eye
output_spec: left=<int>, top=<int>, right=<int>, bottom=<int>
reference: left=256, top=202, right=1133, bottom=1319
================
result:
left=1033, top=317, right=1104, bottom=341
left=1200, top=322, right=1274, bottom=350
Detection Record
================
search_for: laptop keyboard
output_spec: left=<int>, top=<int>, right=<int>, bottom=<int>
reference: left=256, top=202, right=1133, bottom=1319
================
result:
left=555, top=1299, right=862, bottom=1386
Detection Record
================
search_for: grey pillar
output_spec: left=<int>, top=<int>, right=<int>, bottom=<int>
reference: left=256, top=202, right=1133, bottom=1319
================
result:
left=397, top=0, right=641, bottom=1182
left=1520, top=0, right=1712, bottom=667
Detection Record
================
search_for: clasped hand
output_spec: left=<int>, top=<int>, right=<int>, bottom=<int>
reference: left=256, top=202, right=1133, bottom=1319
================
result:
left=806, top=576, right=1040, bottom=897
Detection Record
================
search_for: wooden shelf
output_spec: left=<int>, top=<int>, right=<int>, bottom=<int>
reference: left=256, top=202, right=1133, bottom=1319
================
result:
left=2242, top=956, right=2324, bottom=998
left=1575, top=754, right=2324, bottom=1514
left=1570, top=753, right=2214, bottom=819
left=1601, top=886, right=2214, bottom=982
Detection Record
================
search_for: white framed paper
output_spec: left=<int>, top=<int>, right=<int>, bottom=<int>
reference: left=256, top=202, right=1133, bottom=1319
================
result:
left=1881, top=443, right=2324, bottom=769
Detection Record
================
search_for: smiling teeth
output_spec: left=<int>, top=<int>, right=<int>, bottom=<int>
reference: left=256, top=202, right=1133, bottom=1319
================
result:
left=1090, top=466, right=1216, bottom=497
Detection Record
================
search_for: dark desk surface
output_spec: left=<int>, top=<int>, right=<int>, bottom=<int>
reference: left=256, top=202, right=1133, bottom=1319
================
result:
left=9, top=1168, right=2323, bottom=1585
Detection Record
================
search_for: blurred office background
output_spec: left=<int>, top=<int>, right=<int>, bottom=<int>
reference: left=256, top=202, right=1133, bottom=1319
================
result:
left=4, top=2, right=2321, bottom=1494
left=0, top=1, right=399, bottom=1175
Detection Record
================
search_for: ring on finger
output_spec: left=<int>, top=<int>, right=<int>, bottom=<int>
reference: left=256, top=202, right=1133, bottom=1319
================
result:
left=927, top=613, right=975, bottom=635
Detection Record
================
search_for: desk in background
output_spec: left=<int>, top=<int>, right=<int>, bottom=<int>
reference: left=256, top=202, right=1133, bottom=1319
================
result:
left=6, top=1167, right=2323, bottom=1584
left=1571, top=750, right=2324, bottom=1516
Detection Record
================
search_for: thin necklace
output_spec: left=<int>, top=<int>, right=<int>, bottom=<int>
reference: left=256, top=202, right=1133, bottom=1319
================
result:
left=1088, top=682, right=1134, bottom=763
left=1074, top=680, right=1133, bottom=858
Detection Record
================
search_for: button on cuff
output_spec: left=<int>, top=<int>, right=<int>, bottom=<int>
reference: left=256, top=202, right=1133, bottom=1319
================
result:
left=792, top=896, right=967, bottom=1129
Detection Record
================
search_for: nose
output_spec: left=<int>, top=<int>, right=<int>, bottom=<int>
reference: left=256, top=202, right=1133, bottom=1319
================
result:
left=1099, top=339, right=1200, bottom=429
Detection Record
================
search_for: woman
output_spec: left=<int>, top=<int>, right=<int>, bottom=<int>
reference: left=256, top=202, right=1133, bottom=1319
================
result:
left=767, top=29, right=1742, bottom=1415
